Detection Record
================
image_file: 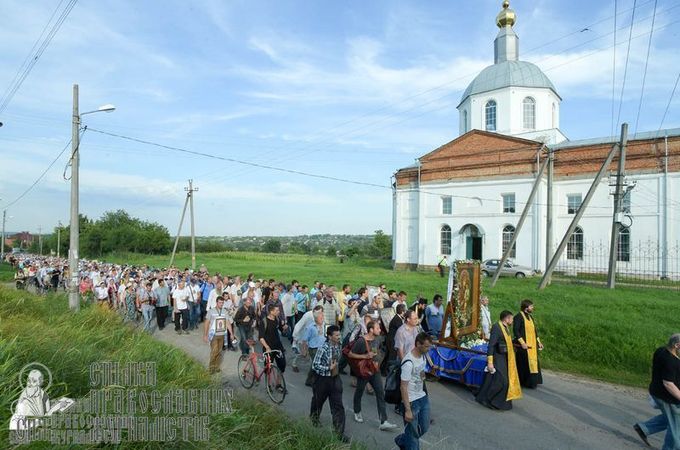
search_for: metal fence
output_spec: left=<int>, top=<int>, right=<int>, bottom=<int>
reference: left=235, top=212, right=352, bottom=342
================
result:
left=553, top=240, right=680, bottom=289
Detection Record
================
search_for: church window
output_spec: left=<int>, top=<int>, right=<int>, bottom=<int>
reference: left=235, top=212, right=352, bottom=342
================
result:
left=485, top=100, right=497, bottom=131
left=523, top=97, right=535, bottom=130
left=567, top=227, right=584, bottom=260
left=463, top=110, right=468, bottom=132
left=441, top=196, right=452, bottom=215
left=617, top=228, right=630, bottom=262
left=567, top=194, right=582, bottom=214
left=440, top=225, right=452, bottom=255
left=552, top=103, right=557, bottom=128
left=502, top=225, right=516, bottom=258
left=502, top=193, right=515, bottom=213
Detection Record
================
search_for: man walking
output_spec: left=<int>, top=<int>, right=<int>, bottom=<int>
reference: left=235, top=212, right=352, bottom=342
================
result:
left=395, top=310, right=420, bottom=360
left=310, top=325, right=347, bottom=442
left=203, top=295, right=228, bottom=374
left=172, top=280, right=191, bottom=335
left=301, top=309, right=326, bottom=386
left=258, top=304, right=287, bottom=374
left=138, top=282, right=157, bottom=334
left=424, top=295, right=444, bottom=338
left=348, top=320, right=398, bottom=431
left=437, top=256, right=447, bottom=278
left=634, top=333, right=680, bottom=449
left=154, top=278, right=171, bottom=330
left=395, top=332, right=433, bottom=450
left=234, top=295, right=257, bottom=355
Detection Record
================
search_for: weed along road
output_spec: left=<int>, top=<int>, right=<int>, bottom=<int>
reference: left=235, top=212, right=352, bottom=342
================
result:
left=153, top=325, right=661, bottom=450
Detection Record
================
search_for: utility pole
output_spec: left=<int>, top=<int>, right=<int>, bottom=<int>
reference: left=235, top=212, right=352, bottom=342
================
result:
left=545, top=148, right=553, bottom=283
left=169, top=194, right=190, bottom=268
left=491, top=150, right=548, bottom=287
left=57, top=221, right=62, bottom=258
left=607, top=123, right=629, bottom=288
left=187, top=179, right=198, bottom=270
left=169, top=179, right=198, bottom=269
left=38, top=226, right=43, bottom=255
left=539, top=141, right=621, bottom=289
left=1, top=209, right=6, bottom=258
left=68, top=84, right=80, bottom=312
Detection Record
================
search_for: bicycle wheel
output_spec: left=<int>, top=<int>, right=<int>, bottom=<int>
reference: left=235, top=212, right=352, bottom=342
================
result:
left=265, top=365, right=286, bottom=404
left=238, top=355, right=256, bottom=389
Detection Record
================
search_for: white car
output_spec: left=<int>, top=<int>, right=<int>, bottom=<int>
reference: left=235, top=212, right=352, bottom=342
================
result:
left=481, top=259, right=535, bottom=278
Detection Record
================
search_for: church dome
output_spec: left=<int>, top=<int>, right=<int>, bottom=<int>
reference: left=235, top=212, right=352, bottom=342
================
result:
left=458, top=60, right=559, bottom=106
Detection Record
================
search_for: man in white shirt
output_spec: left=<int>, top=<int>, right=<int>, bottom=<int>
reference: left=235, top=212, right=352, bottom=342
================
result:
left=94, top=281, right=109, bottom=306
left=395, top=332, right=433, bottom=450
left=281, top=286, right=297, bottom=343
left=172, top=280, right=191, bottom=335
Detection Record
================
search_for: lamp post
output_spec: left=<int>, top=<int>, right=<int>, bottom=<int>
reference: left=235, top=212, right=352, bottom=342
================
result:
left=1, top=210, right=7, bottom=258
left=68, top=84, right=115, bottom=311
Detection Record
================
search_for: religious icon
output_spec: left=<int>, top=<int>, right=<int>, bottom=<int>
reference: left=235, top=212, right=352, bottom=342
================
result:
left=215, top=317, right=227, bottom=333
left=457, top=268, right=473, bottom=329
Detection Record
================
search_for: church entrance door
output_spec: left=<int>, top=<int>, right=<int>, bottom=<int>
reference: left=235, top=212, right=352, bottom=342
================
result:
left=461, top=224, right=483, bottom=261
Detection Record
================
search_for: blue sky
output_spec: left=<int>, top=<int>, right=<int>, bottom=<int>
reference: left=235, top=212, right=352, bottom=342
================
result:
left=1, top=0, right=678, bottom=236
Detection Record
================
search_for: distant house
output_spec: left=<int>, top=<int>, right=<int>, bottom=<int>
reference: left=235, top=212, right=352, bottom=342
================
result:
left=6, top=232, right=34, bottom=249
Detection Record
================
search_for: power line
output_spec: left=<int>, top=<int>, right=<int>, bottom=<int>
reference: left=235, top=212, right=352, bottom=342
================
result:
left=615, top=0, right=638, bottom=133
left=1, top=137, right=73, bottom=210
left=86, top=128, right=389, bottom=189
left=655, top=71, right=680, bottom=137
left=634, top=0, right=658, bottom=132
left=0, top=0, right=79, bottom=115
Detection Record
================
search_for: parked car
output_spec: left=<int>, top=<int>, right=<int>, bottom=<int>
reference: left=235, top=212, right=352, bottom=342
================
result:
left=481, top=259, right=535, bottom=278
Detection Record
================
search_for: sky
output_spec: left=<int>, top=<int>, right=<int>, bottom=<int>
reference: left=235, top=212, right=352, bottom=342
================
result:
left=0, top=0, right=678, bottom=237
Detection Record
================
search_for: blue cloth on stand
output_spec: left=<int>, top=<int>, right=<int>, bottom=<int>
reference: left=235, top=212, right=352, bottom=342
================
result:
left=426, top=344, right=488, bottom=387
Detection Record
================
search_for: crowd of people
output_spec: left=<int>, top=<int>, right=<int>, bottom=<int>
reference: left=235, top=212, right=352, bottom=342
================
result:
left=4, top=252, right=677, bottom=449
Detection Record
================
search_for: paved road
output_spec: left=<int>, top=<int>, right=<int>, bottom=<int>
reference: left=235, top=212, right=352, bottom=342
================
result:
left=151, top=325, right=661, bottom=450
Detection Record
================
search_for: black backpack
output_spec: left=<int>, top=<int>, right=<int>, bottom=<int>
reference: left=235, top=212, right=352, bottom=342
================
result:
left=384, top=359, right=409, bottom=405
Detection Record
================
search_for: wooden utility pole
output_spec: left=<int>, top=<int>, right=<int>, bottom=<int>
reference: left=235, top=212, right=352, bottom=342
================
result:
left=57, top=221, right=62, bottom=258
left=607, top=123, right=629, bottom=288
left=38, top=226, right=43, bottom=255
left=539, top=142, right=621, bottom=289
left=169, top=192, right=190, bottom=268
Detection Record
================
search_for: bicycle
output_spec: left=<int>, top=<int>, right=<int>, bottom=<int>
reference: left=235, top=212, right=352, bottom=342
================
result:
left=238, top=349, right=287, bottom=404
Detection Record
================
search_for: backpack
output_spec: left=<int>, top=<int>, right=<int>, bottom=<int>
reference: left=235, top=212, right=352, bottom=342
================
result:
left=384, top=359, right=409, bottom=405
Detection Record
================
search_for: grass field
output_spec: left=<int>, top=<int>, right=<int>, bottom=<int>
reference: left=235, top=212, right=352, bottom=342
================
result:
left=107, top=251, right=677, bottom=388
left=0, top=284, right=357, bottom=449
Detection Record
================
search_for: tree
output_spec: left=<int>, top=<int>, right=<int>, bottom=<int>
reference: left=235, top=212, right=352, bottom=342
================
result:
left=326, top=246, right=337, bottom=257
left=262, top=239, right=282, bottom=253
left=366, top=230, right=392, bottom=259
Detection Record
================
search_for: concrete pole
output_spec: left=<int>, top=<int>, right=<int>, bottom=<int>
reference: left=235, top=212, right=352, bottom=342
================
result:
left=189, top=179, right=196, bottom=271
left=545, top=148, right=553, bottom=282
left=68, top=84, right=80, bottom=312
left=1, top=210, right=6, bottom=258
left=38, top=226, right=42, bottom=255
left=57, top=221, right=62, bottom=258
left=169, top=193, right=190, bottom=268
left=607, top=123, right=629, bottom=288
left=539, top=142, right=620, bottom=289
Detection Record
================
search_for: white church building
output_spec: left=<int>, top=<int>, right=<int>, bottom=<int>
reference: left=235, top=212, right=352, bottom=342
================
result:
left=393, top=1, right=680, bottom=278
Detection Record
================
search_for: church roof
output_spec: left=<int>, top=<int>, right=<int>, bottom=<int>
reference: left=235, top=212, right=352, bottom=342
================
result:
left=458, top=60, right=559, bottom=107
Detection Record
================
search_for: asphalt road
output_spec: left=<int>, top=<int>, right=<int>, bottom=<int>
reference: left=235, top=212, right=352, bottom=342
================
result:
left=151, top=325, right=661, bottom=450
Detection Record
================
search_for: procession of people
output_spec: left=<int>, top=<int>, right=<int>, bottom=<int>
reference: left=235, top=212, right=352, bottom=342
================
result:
left=4, top=252, right=676, bottom=450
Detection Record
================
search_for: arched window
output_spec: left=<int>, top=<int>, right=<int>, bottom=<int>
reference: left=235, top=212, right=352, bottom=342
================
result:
left=567, top=226, right=584, bottom=260
left=463, top=110, right=468, bottom=133
left=440, top=225, right=452, bottom=255
left=552, top=103, right=556, bottom=128
left=485, top=100, right=496, bottom=131
left=523, top=97, right=535, bottom=130
left=502, top=225, right=516, bottom=258
left=617, top=228, right=630, bottom=262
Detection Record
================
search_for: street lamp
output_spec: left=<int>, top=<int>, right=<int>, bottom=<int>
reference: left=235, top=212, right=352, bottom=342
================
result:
left=68, top=84, right=115, bottom=312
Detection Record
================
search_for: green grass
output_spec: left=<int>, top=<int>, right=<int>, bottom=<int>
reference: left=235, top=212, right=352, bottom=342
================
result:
left=0, top=261, right=14, bottom=282
left=110, top=251, right=677, bottom=388
left=0, top=285, right=359, bottom=449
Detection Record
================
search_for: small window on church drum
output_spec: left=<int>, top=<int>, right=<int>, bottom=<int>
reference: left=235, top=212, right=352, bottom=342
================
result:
left=523, top=97, right=535, bottom=130
left=485, top=100, right=496, bottom=131
left=502, top=193, right=515, bottom=213
left=442, top=197, right=452, bottom=215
